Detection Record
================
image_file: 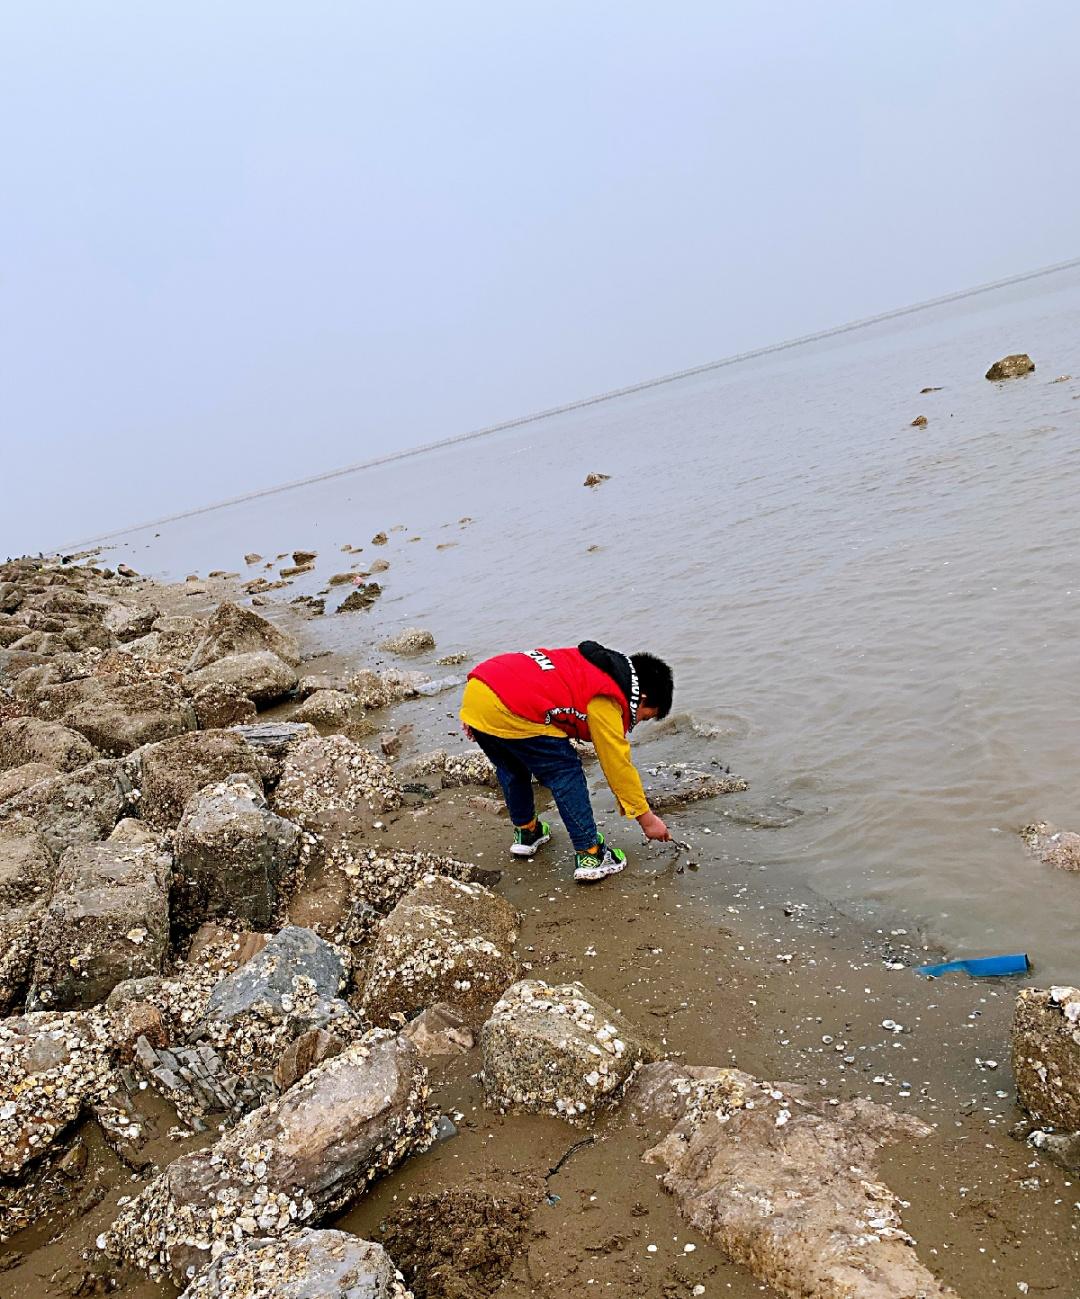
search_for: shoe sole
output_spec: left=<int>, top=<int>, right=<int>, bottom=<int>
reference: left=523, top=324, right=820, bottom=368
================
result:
left=511, top=833, right=551, bottom=858
left=574, top=858, right=626, bottom=884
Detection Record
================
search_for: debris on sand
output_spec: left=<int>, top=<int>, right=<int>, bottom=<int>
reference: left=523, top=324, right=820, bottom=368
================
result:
left=583, top=473, right=610, bottom=488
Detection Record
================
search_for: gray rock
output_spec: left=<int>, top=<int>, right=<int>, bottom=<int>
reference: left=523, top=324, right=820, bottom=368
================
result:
left=132, top=1036, right=269, bottom=1126
left=0, top=819, right=55, bottom=909
left=177, top=1230, right=412, bottom=1299
left=1013, top=985, right=1080, bottom=1132
left=28, top=820, right=171, bottom=1010
left=61, top=676, right=196, bottom=755
left=106, top=1034, right=435, bottom=1283
left=0, top=758, right=134, bottom=860
left=187, top=601, right=302, bottom=672
left=363, top=875, right=520, bottom=1025
left=481, top=979, right=657, bottom=1121
left=138, top=730, right=263, bottom=830
left=0, top=716, right=95, bottom=773
left=185, top=650, right=299, bottom=707
left=986, top=352, right=1034, bottom=380
left=174, top=775, right=300, bottom=930
left=643, top=1074, right=956, bottom=1299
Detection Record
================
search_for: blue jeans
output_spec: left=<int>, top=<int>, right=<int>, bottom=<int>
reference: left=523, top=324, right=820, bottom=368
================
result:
left=470, top=729, right=598, bottom=851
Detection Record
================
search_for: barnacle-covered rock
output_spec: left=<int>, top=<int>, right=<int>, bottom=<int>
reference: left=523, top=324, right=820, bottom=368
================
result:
left=28, top=819, right=171, bottom=1011
left=398, top=750, right=497, bottom=790
left=0, top=818, right=54, bottom=909
left=346, top=669, right=421, bottom=711
left=480, top=979, right=657, bottom=1122
left=192, top=681, right=258, bottom=729
left=0, top=898, right=46, bottom=1013
left=1013, top=985, right=1080, bottom=1132
left=1019, top=821, right=1080, bottom=871
left=985, top=352, right=1034, bottom=380
left=0, top=757, right=133, bottom=859
left=0, top=716, right=95, bottom=773
left=328, top=847, right=495, bottom=933
left=186, top=601, right=302, bottom=673
left=362, top=876, right=519, bottom=1025
left=177, top=1229, right=414, bottom=1299
left=378, top=628, right=435, bottom=658
left=105, top=1034, right=435, bottom=1283
left=138, top=730, right=263, bottom=830
left=0, top=1009, right=115, bottom=1177
left=640, top=761, right=748, bottom=811
left=174, top=775, right=300, bottom=930
left=185, top=650, right=299, bottom=709
left=291, top=690, right=358, bottom=729
left=643, top=1074, right=956, bottom=1299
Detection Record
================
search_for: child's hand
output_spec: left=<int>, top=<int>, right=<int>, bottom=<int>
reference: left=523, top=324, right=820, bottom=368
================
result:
left=637, top=810, right=670, bottom=841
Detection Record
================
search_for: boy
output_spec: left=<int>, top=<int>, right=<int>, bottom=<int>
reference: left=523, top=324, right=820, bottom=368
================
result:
left=460, top=641, right=673, bottom=882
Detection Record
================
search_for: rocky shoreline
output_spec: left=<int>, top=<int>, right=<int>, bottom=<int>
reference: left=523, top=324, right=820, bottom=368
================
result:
left=1, top=552, right=1079, bottom=1298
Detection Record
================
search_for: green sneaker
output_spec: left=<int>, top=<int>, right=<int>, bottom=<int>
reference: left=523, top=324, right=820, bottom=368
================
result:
left=511, top=819, right=551, bottom=858
left=573, top=833, right=626, bottom=883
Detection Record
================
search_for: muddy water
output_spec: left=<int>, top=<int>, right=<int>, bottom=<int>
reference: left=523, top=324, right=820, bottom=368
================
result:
left=90, top=265, right=1080, bottom=978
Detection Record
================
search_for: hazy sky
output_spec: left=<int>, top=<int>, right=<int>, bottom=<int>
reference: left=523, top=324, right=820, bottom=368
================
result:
left=3, top=2, right=1078, bottom=555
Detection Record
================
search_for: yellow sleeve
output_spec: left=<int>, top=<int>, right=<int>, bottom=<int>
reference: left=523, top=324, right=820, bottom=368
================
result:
left=587, top=696, right=650, bottom=819
left=460, top=678, right=565, bottom=739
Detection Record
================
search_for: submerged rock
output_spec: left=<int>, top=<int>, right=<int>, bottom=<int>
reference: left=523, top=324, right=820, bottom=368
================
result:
left=187, top=601, right=301, bottom=673
left=1012, top=985, right=1080, bottom=1132
left=177, top=1229, right=413, bottom=1299
left=28, top=820, right=171, bottom=1010
left=481, top=979, right=656, bottom=1121
left=986, top=353, right=1035, bottom=380
left=337, top=583, right=382, bottom=613
left=106, top=1034, right=435, bottom=1283
left=640, top=761, right=748, bottom=811
left=362, top=875, right=520, bottom=1025
left=583, top=472, right=610, bottom=487
left=174, top=775, right=300, bottom=930
left=378, top=628, right=435, bottom=657
left=1019, top=821, right=1080, bottom=871
left=642, top=1070, right=955, bottom=1299
left=138, top=729, right=263, bottom=830
left=0, top=899, right=46, bottom=1013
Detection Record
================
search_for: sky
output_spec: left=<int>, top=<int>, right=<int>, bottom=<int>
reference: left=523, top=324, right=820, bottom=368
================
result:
left=2, top=2, right=1078, bottom=555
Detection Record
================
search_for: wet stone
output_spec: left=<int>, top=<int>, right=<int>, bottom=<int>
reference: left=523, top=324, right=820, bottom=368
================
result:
left=400, top=1003, right=475, bottom=1058
left=1019, top=821, right=1080, bottom=871
left=378, top=628, right=435, bottom=657
left=640, top=761, right=748, bottom=811
left=1012, top=985, right=1080, bottom=1132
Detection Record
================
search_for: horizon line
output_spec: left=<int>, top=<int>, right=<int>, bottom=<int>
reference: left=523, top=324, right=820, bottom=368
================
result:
left=59, top=252, right=1080, bottom=551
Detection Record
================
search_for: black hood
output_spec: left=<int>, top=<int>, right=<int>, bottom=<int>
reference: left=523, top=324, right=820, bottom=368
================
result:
left=578, top=640, right=641, bottom=728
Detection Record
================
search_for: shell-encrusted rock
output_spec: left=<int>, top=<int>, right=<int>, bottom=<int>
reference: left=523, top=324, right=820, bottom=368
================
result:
left=1012, top=985, right=1080, bottom=1132
left=398, top=750, right=498, bottom=790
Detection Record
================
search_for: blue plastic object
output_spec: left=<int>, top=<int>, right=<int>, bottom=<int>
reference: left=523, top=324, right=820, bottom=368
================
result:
left=916, top=953, right=1029, bottom=978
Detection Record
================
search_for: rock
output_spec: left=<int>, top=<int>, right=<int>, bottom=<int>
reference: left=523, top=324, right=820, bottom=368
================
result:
left=625, top=1061, right=758, bottom=1127
left=292, top=689, right=357, bottom=728
left=371, top=531, right=388, bottom=545
left=0, top=819, right=54, bottom=909
left=192, top=682, right=258, bottom=729
left=297, top=672, right=350, bottom=697
left=187, top=602, right=302, bottom=672
left=399, top=749, right=497, bottom=789
left=0, top=899, right=46, bottom=1013
left=640, top=761, right=748, bottom=811
left=110, top=998, right=168, bottom=1062
left=369, top=559, right=389, bottom=574
left=327, top=572, right=359, bottom=586
left=0, top=758, right=133, bottom=859
left=102, top=601, right=157, bottom=642
left=911, top=414, right=928, bottom=427
left=337, top=584, right=382, bottom=613
left=174, top=775, right=300, bottom=930
left=138, top=729, right=263, bottom=830
left=401, top=1003, right=475, bottom=1057
left=244, top=553, right=263, bottom=565
left=435, top=652, right=468, bottom=667
left=1019, top=821, right=1080, bottom=871
left=986, top=353, right=1035, bottom=380
left=62, top=676, right=196, bottom=755
left=378, top=725, right=412, bottom=759
left=0, top=761, right=60, bottom=803
left=1028, top=1126, right=1080, bottom=1172
left=290, top=595, right=325, bottom=617
left=362, top=875, right=520, bottom=1025
left=481, top=979, right=656, bottom=1120
left=106, top=1034, right=435, bottom=1283
left=132, top=1036, right=269, bottom=1125
left=185, top=650, right=299, bottom=707
left=920, top=386, right=943, bottom=393
left=273, top=1028, right=347, bottom=1091
left=378, top=628, right=435, bottom=657
left=1012, top=986, right=1080, bottom=1132
left=347, top=669, right=421, bottom=710
left=328, top=847, right=498, bottom=923
left=292, top=550, right=317, bottom=566
left=0, top=717, right=95, bottom=773
left=273, top=736, right=402, bottom=848
left=583, top=472, right=610, bottom=487
left=0, top=1009, right=114, bottom=1177
left=28, top=820, right=171, bottom=1010
left=176, top=1229, right=412, bottom=1299
left=642, top=1073, right=955, bottom=1299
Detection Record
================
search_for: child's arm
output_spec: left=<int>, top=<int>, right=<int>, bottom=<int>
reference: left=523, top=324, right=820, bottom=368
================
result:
left=587, top=698, right=669, bottom=839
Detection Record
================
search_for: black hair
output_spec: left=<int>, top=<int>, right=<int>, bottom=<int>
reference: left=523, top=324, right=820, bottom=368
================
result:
left=631, top=651, right=674, bottom=719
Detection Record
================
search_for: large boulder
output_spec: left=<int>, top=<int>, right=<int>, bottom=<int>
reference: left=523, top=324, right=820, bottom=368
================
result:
left=0, top=899, right=46, bottom=1013
left=106, top=1034, right=435, bottom=1283
left=186, top=650, right=299, bottom=707
left=174, top=775, right=300, bottom=930
left=137, top=730, right=263, bottom=830
left=177, top=1230, right=412, bottom=1299
left=102, top=599, right=158, bottom=643
left=1013, top=985, right=1080, bottom=1131
left=187, top=601, right=301, bottom=673
left=641, top=1071, right=955, bottom=1299
left=0, top=1009, right=114, bottom=1177
left=480, top=979, right=656, bottom=1121
left=28, top=820, right=171, bottom=1010
left=0, top=819, right=55, bottom=909
left=0, top=716, right=95, bottom=772
left=61, top=675, right=196, bottom=755
left=272, top=736, right=402, bottom=848
left=362, top=875, right=519, bottom=1025
left=191, top=681, right=258, bottom=729
left=985, top=353, right=1034, bottom=380
left=0, top=758, right=133, bottom=860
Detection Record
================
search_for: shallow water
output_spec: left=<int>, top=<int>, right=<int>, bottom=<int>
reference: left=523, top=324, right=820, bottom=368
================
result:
left=91, top=266, right=1080, bottom=979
